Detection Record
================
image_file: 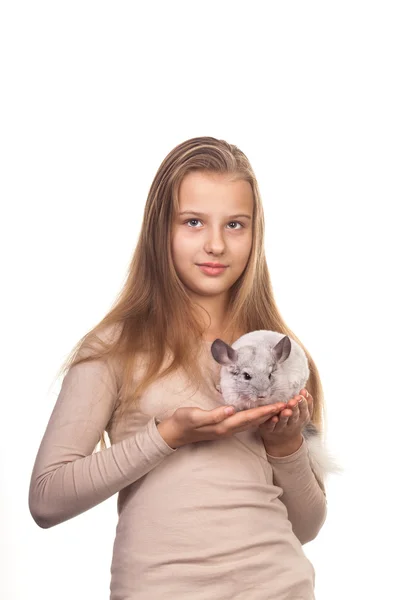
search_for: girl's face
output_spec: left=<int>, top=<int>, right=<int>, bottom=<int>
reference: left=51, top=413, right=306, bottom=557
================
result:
left=171, top=171, right=254, bottom=302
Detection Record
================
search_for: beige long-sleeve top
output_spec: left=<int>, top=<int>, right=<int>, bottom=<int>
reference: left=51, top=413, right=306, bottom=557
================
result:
left=29, top=340, right=327, bottom=600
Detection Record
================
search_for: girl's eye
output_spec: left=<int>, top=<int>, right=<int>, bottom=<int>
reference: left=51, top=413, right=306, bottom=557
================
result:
left=227, top=221, right=243, bottom=229
left=185, top=219, right=243, bottom=229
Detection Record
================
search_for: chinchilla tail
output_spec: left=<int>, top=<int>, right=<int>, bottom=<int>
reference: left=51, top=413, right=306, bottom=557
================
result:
left=303, top=423, right=343, bottom=484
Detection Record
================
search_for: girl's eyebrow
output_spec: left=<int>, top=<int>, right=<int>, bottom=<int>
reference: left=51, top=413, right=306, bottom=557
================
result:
left=178, top=210, right=252, bottom=220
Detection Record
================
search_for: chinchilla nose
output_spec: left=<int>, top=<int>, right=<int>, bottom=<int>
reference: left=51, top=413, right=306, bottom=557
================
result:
left=258, top=395, right=266, bottom=399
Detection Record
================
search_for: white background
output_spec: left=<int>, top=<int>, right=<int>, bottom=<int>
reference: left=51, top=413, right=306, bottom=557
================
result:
left=1, top=1, right=399, bottom=598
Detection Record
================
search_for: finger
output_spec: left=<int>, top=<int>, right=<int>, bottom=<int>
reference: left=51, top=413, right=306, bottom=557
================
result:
left=190, top=405, right=237, bottom=428
left=308, top=397, right=314, bottom=418
left=230, top=405, right=284, bottom=429
left=259, top=416, right=278, bottom=432
left=300, top=388, right=314, bottom=416
left=300, top=388, right=312, bottom=400
left=301, top=392, right=313, bottom=416
left=299, top=395, right=311, bottom=423
left=287, top=396, right=299, bottom=409
left=280, top=406, right=294, bottom=417
left=273, top=411, right=290, bottom=432
left=278, top=400, right=301, bottom=427
left=289, top=401, right=300, bottom=424
left=238, top=407, right=282, bottom=431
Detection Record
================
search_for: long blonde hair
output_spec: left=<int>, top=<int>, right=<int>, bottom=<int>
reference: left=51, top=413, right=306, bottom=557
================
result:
left=54, top=136, right=326, bottom=452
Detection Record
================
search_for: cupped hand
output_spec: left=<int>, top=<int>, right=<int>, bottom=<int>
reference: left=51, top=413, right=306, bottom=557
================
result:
left=258, top=388, right=313, bottom=448
left=157, top=401, right=287, bottom=449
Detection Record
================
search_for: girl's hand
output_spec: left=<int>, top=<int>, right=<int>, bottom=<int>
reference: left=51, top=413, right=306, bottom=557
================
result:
left=157, top=401, right=287, bottom=449
left=259, top=388, right=313, bottom=455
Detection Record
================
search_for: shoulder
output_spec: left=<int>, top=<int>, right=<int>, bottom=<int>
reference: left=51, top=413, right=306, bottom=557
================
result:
left=74, top=323, right=123, bottom=385
left=79, top=322, right=122, bottom=354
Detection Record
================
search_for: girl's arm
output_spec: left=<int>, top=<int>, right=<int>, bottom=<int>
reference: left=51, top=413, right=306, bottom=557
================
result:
left=28, top=358, right=176, bottom=529
left=265, top=437, right=327, bottom=545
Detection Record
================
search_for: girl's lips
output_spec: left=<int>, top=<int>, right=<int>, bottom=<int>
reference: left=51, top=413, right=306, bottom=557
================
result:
left=198, top=265, right=227, bottom=276
left=198, top=263, right=227, bottom=268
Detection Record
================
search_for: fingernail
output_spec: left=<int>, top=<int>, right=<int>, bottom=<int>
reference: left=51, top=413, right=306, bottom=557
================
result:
left=224, top=406, right=235, bottom=415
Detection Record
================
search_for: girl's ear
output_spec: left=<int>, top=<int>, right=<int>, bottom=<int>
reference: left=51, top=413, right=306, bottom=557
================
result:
left=211, top=339, right=238, bottom=366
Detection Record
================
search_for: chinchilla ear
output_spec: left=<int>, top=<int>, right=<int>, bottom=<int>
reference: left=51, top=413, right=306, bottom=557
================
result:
left=272, top=335, right=291, bottom=363
left=210, top=339, right=238, bottom=366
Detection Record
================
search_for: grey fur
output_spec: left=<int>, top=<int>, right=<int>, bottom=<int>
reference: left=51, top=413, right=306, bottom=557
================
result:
left=210, top=330, right=342, bottom=484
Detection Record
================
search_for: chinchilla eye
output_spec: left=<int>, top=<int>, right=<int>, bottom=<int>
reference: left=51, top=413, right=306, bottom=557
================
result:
left=243, top=372, right=252, bottom=380
left=268, top=373, right=272, bottom=380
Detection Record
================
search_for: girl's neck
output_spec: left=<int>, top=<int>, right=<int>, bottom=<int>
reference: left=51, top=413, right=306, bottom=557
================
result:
left=202, top=327, right=246, bottom=344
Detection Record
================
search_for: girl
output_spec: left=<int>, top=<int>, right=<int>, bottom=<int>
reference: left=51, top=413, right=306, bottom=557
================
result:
left=29, top=137, right=327, bottom=599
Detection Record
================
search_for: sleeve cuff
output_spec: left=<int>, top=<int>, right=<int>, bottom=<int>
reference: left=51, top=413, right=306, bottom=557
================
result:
left=148, top=416, right=177, bottom=454
left=266, top=435, right=308, bottom=464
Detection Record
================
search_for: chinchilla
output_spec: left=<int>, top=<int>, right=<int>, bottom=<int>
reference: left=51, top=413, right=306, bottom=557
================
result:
left=210, top=329, right=342, bottom=484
